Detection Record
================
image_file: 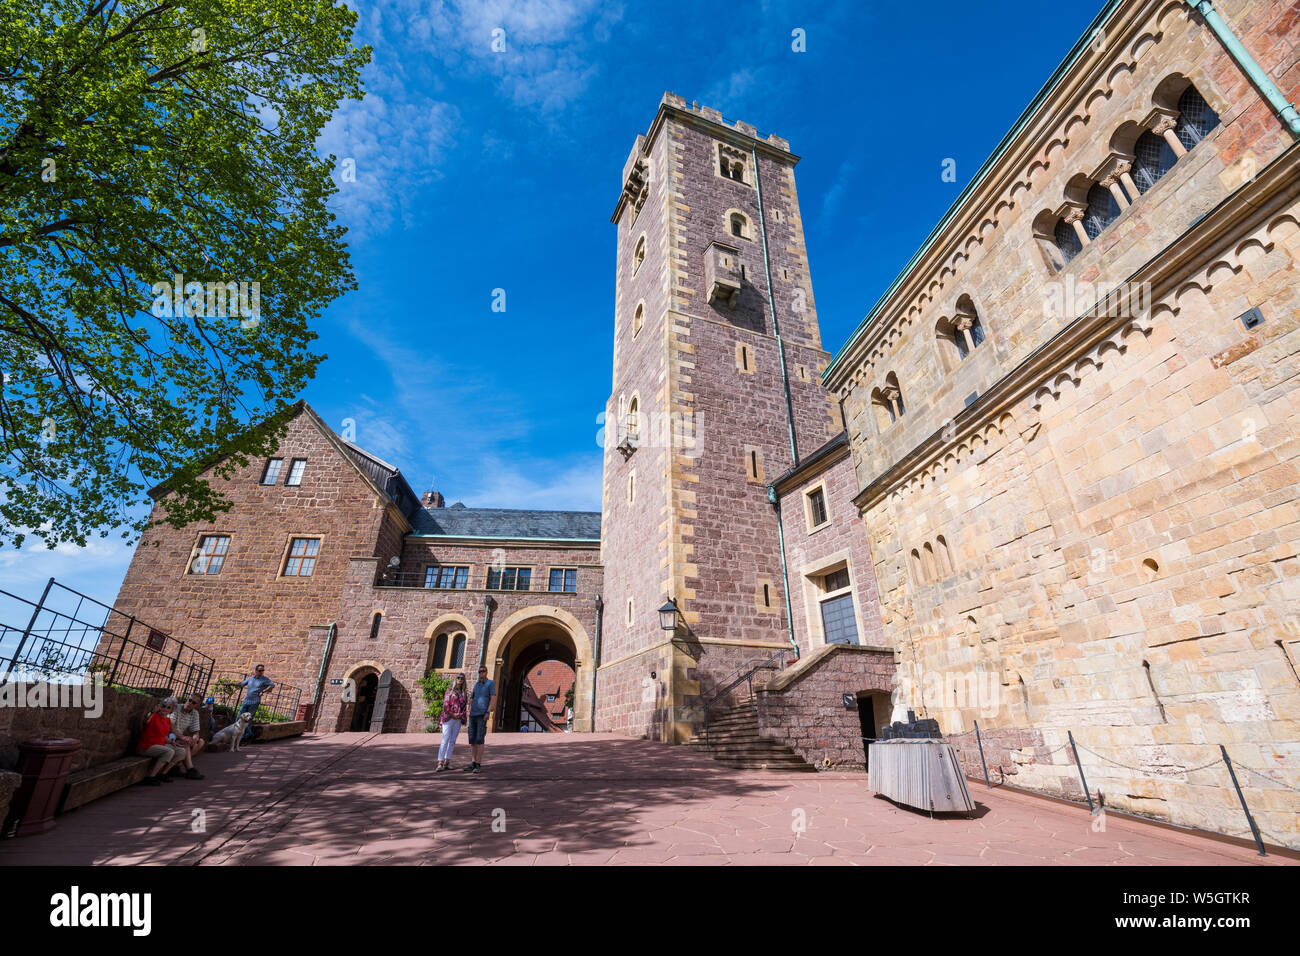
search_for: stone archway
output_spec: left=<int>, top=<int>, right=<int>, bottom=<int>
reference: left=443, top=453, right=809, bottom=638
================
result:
left=337, top=659, right=386, bottom=733
left=484, top=607, right=593, bottom=732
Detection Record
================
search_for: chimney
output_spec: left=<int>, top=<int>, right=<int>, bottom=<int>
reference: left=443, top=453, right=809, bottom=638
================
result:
left=421, top=490, right=445, bottom=509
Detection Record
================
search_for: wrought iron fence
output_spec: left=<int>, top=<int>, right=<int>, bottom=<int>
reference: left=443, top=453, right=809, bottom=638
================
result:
left=206, top=668, right=302, bottom=723
left=0, top=578, right=215, bottom=700
left=375, top=567, right=594, bottom=593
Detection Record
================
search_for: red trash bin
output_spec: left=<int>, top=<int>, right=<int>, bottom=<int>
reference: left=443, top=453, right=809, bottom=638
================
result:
left=6, top=738, right=82, bottom=837
left=296, top=702, right=314, bottom=725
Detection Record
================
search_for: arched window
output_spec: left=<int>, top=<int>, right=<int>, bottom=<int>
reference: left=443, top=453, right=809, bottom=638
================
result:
left=871, top=388, right=895, bottom=431
left=871, top=375, right=904, bottom=431
left=936, top=297, right=986, bottom=370
left=910, top=548, right=924, bottom=584
left=632, top=302, right=644, bottom=337
left=922, top=542, right=938, bottom=581
left=633, top=235, right=646, bottom=275
left=450, top=634, right=467, bottom=669
left=369, top=612, right=382, bottom=641
left=1131, top=130, right=1177, bottom=194
left=1174, top=85, right=1220, bottom=150
left=1082, top=183, right=1120, bottom=239
left=730, top=212, right=748, bottom=239
left=432, top=633, right=449, bottom=669
left=936, top=535, right=952, bottom=576
left=1053, top=218, right=1082, bottom=264
left=626, top=396, right=639, bottom=442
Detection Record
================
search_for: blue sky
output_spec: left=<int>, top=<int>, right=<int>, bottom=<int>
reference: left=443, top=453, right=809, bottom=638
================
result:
left=2, top=0, right=1106, bottom=605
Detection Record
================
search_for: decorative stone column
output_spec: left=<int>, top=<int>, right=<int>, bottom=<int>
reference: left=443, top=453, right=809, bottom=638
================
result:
left=1064, top=207, right=1090, bottom=247
left=1152, top=116, right=1187, bottom=158
left=882, top=386, right=903, bottom=420
left=954, top=312, right=977, bottom=353
left=1104, top=160, right=1134, bottom=207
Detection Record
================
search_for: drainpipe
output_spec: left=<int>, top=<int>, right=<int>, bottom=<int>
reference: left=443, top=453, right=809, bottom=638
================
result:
left=476, top=594, right=494, bottom=670
left=590, top=595, right=603, bottom=733
left=768, top=485, right=800, bottom=658
left=1185, top=0, right=1300, bottom=138
left=752, top=146, right=800, bottom=465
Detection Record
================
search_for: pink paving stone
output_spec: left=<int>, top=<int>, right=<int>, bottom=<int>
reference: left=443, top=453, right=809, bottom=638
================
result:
left=1, top=732, right=1293, bottom=867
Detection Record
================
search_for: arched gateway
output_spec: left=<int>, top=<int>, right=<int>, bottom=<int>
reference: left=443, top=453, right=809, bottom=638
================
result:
left=483, top=607, right=593, bottom=732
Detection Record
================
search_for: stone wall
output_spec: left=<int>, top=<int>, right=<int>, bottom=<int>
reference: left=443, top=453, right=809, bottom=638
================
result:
left=757, top=644, right=895, bottom=769
left=601, top=94, right=850, bottom=741
left=111, top=405, right=404, bottom=700
left=776, top=446, right=885, bottom=654
left=314, top=556, right=602, bottom=733
left=826, top=0, right=1300, bottom=847
left=0, top=685, right=159, bottom=773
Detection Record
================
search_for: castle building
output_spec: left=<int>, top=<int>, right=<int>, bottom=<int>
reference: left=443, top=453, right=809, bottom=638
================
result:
left=111, top=0, right=1300, bottom=847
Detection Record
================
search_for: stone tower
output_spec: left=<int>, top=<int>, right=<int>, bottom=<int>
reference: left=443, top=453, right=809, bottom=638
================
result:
left=598, top=93, right=842, bottom=742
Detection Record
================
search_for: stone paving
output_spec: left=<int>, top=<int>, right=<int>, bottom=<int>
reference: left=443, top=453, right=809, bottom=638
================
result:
left=0, top=733, right=1291, bottom=866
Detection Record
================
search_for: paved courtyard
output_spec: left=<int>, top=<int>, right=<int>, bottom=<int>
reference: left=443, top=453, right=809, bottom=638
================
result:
left=0, top=733, right=1290, bottom=866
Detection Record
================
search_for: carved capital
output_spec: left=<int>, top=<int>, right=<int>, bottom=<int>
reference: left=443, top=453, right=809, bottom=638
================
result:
left=1151, top=115, right=1178, bottom=136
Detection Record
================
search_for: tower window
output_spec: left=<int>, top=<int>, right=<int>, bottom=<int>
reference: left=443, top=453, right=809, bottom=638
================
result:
left=369, top=612, right=382, bottom=640
left=730, top=213, right=748, bottom=238
left=633, top=235, right=646, bottom=275
left=633, top=302, right=644, bottom=337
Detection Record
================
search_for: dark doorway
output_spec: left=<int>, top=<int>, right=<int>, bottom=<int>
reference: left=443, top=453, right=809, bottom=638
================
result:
left=857, top=692, right=877, bottom=770
left=350, top=672, right=378, bottom=731
left=495, top=623, right=577, bottom=733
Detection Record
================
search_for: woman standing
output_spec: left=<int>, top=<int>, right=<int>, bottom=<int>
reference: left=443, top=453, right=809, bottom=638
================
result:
left=436, top=673, right=468, bottom=771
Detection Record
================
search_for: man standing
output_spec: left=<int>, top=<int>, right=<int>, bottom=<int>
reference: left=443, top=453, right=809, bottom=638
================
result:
left=238, top=665, right=275, bottom=744
left=168, top=693, right=206, bottom=778
left=464, top=665, right=496, bottom=774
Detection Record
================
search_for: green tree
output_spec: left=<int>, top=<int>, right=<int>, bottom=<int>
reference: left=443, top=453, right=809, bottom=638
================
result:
left=0, top=0, right=370, bottom=548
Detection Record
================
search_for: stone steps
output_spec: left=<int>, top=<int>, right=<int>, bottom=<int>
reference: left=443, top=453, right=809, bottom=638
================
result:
left=691, top=699, right=815, bottom=772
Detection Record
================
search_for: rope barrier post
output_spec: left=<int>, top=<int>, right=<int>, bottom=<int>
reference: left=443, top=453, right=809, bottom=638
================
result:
left=1067, top=730, right=1095, bottom=813
left=974, top=719, right=991, bottom=789
left=1220, top=745, right=1266, bottom=857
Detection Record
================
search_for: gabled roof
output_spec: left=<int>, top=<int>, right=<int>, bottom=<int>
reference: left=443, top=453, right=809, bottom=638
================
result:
left=411, top=506, right=601, bottom=542
left=148, top=400, right=420, bottom=528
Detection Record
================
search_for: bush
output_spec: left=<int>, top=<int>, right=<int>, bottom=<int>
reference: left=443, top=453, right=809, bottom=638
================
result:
left=419, top=671, right=453, bottom=723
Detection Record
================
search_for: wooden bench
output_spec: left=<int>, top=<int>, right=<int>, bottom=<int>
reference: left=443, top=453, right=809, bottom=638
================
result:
left=58, top=756, right=152, bottom=813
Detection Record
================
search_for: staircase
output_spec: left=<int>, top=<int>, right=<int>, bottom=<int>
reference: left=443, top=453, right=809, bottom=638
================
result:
left=688, top=697, right=816, bottom=772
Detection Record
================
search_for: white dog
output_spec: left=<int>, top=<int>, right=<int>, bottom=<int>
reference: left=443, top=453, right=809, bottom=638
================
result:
left=210, top=712, right=254, bottom=752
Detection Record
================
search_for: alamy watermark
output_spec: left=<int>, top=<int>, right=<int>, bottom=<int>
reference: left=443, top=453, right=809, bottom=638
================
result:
left=149, top=273, right=261, bottom=327
left=1042, top=275, right=1152, bottom=322
left=0, top=670, right=104, bottom=718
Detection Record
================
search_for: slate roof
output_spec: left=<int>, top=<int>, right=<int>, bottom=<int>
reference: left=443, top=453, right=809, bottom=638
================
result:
left=410, top=505, right=601, bottom=541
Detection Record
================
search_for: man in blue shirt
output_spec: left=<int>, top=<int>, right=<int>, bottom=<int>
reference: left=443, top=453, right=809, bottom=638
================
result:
left=464, top=665, right=496, bottom=774
left=238, top=665, right=275, bottom=744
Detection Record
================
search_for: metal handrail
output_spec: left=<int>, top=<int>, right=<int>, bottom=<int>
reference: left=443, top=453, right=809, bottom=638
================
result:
left=701, top=648, right=791, bottom=749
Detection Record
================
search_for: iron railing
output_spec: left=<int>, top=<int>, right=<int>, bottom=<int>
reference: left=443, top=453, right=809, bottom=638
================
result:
left=0, top=578, right=216, bottom=700
left=207, top=669, right=302, bottom=723
left=375, top=568, right=595, bottom=593
left=701, top=648, right=792, bottom=748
